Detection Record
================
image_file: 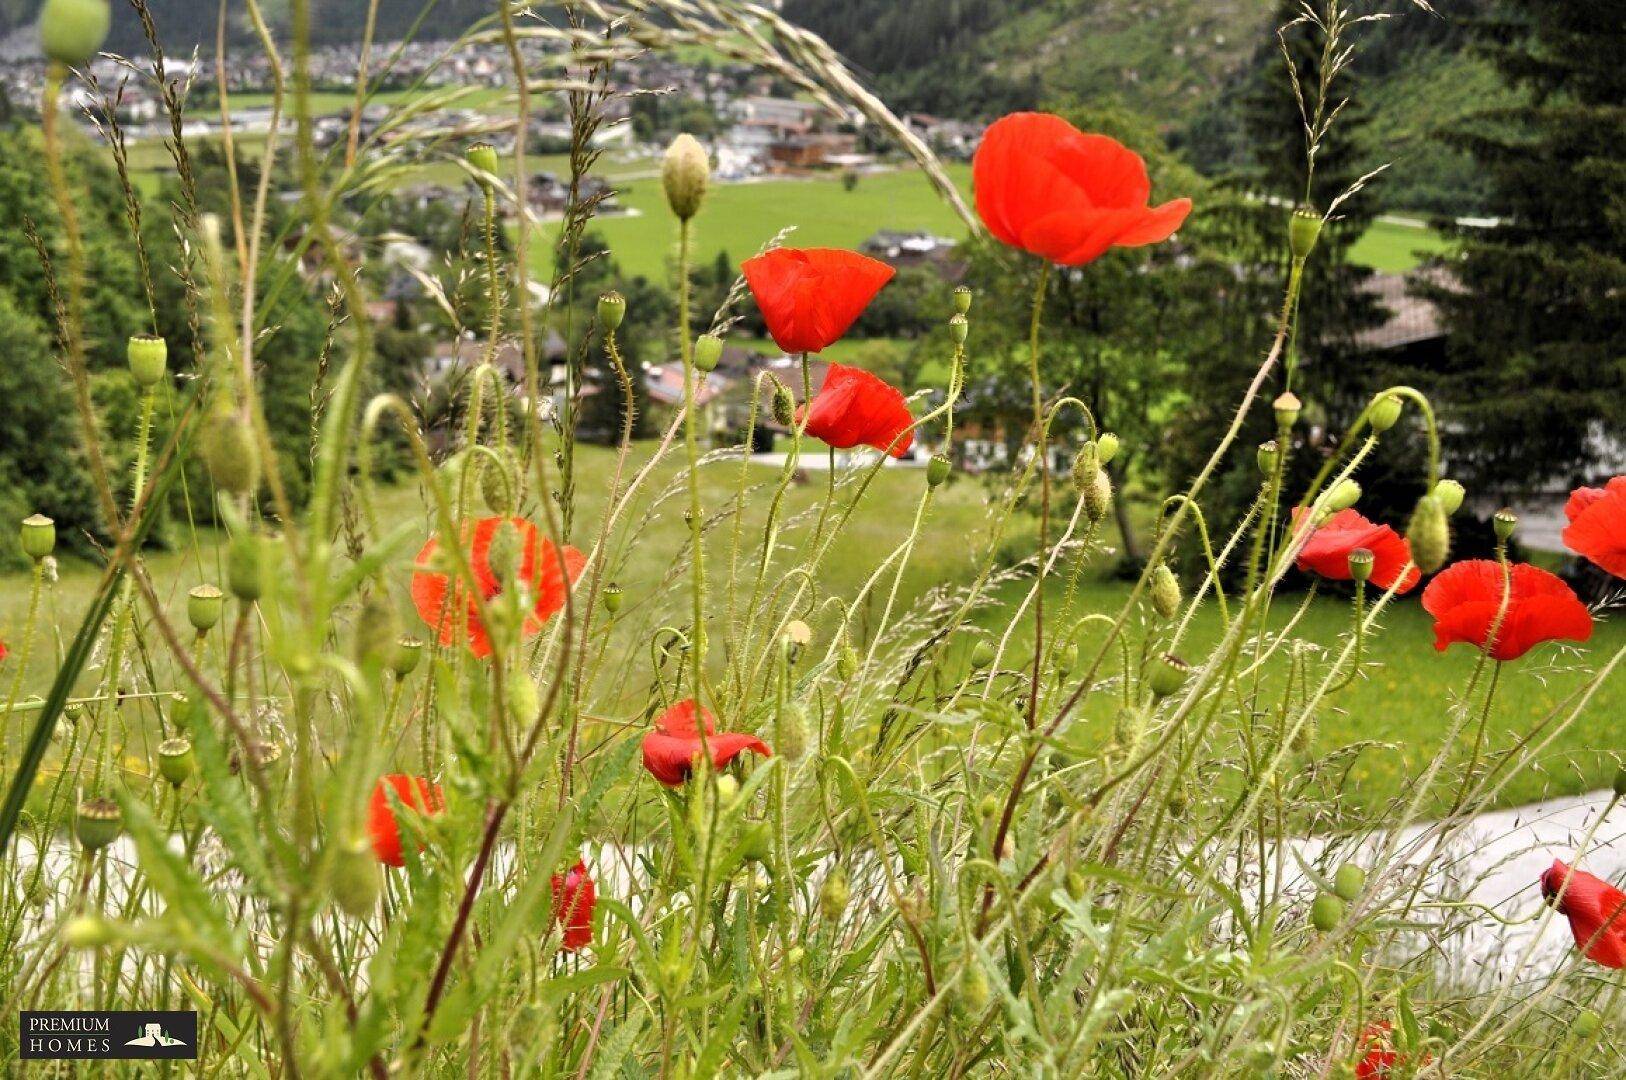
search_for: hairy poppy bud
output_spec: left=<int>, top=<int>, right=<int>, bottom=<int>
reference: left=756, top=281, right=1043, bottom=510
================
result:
left=1065, top=870, right=1087, bottom=901
left=602, top=583, right=624, bottom=614
left=661, top=134, right=710, bottom=221
left=953, top=285, right=972, bottom=315
left=1406, top=494, right=1450, bottom=574
left=228, top=530, right=268, bottom=601
left=969, top=639, right=996, bottom=670
left=1310, top=893, right=1344, bottom=932
left=126, top=334, right=168, bottom=388
left=331, top=834, right=381, bottom=918
left=1166, top=791, right=1188, bottom=818
left=391, top=636, right=423, bottom=677
left=353, top=593, right=399, bottom=673
left=927, top=454, right=951, bottom=488
left=837, top=640, right=858, bottom=680
left=772, top=384, right=796, bottom=428
left=820, top=868, right=850, bottom=921
left=75, top=798, right=122, bottom=851
left=1095, top=432, right=1120, bottom=465
left=1273, top=392, right=1301, bottom=430
left=1147, top=653, right=1190, bottom=700
left=958, top=959, right=990, bottom=1016
left=1348, top=547, right=1375, bottom=584
left=465, top=142, right=500, bottom=181
left=201, top=404, right=260, bottom=496
left=157, top=737, right=194, bottom=787
left=1326, top=479, right=1362, bottom=513
left=1148, top=564, right=1181, bottom=620
left=1256, top=439, right=1280, bottom=476
left=1332, top=863, right=1366, bottom=902
left=977, top=794, right=999, bottom=822
left=777, top=702, right=809, bottom=762
left=1493, top=507, right=1518, bottom=544
left=1576, top=1008, right=1602, bottom=1039
left=506, top=673, right=541, bottom=723
left=947, top=313, right=969, bottom=345
left=186, top=584, right=224, bottom=632
left=1070, top=442, right=1099, bottom=494
left=487, top=519, right=523, bottom=590
left=20, top=513, right=55, bottom=561
left=1289, top=206, right=1322, bottom=261
left=39, top=0, right=109, bottom=66
left=694, top=333, right=723, bottom=373
left=1083, top=467, right=1112, bottom=523
left=1368, top=394, right=1402, bottom=433
left=597, top=291, right=626, bottom=332
left=480, top=453, right=516, bottom=515
left=1432, top=479, right=1466, bottom=517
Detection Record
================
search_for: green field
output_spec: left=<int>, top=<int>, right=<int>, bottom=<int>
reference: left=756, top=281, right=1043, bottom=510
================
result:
left=1349, top=215, right=1455, bottom=272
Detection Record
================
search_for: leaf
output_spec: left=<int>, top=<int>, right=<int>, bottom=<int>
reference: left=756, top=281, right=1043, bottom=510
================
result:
left=586, top=1014, right=647, bottom=1080
left=116, top=790, right=240, bottom=957
left=694, top=993, right=748, bottom=1078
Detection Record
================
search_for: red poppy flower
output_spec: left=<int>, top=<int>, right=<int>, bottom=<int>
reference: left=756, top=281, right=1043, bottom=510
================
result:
left=741, top=247, right=896, bottom=354
left=367, top=774, right=445, bottom=867
left=411, top=516, right=586, bottom=659
left=799, top=363, right=914, bottom=458
left=1354, top=1022, right=1399, bottom=1079
left=972, top=112, right=1192, bottom=266
left=0, top=639, right=8, bottom=662
left=550, top=857, right=596, bottom=951
left=641, top=699, right=771, bottom=787
left=1420, top=560, right=1593, bottom=662
left=1562, top=476, right=1626, bottom=579
left=1541, top=859, right=1626, bottom=969
left=1293, top=508, right=1421, bottom=594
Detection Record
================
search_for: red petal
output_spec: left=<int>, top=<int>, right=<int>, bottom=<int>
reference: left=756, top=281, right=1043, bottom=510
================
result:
left=550, top=858, right=596, bottom=951
left=654, top=698, right=716, bottom=737
left=1422, top=561, right=1592, bottom=660
left=801, top=363, right=914, bottom=457
left=640, top=729, right=771, bottom=787
left=742, top=248, right=895, bottom=354
left=1113, top=198, right=1193, bottom=246
left=1548, top=862, right=1626, bottom=968
left=367, top=774, right=444, bottom=867
left=1562, top=487, right=1626, bottom=579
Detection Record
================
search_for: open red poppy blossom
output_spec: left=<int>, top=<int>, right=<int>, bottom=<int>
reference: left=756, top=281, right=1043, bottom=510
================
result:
left=1293, top=508, right=1421, bottom=594
left=800, top=363, right=914, bottom=458
left=367, top=774, right=445, bottom=867
left=641, top=699, right=771, bottom=787
left=1354, top=1022, right=1399, bottom=1079
left=1541, top=859, right=1626, bottom=968
left=411, top=516, right=586, bottom=659
left=1562, top=476, right=1626, bottom=579
left=1420, top=560, right=1592, bottom=662
left=550, top=857, right=596, bottom=951
left=973, top=112, right=1192, bottom=266
left=741, top=247, right=896, bottom=354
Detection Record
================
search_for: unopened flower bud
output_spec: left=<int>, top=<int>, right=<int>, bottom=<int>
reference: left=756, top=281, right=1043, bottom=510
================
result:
left=1082, top=467, right=1112, bottom=523
left=126, top=334, right=167, bottom=388
left=1326, top=479, right=1362, bottom=513
left=465, top=142, right=500, bottom=181
left=61, top=915, right=114, bottom=950
left=1406, top=494, right=1450, bottom=574
left=837, top=641, right=858, bottom=680
left=480, top=453, right=516, bottom=515
left=20, top=514, right=55, bottom=561
left=1368, top=394, right=1402, bottom=433
left=1432, top=479, right=1466, bottom=517
left=331, top=834, right=382, bottom=918
left=948, top=314, right=968, bottom=345
left=1070, top=442, right=1099, bottom=494
left=1166, top=791, right=1188, bottom=818
left=506, top=673, right=541, bottom=723
left=1310, top=893, right=1344, bottom=932
left=777, top=702, right=808, bottom=762
left=1148, top=564, right=1181, bottom=620
left=602, top=583, right=624, bottom=614
left=1289, top=206, right=1322, bottom=261
left=820, top=868, right=850, bottom=921
left=1147, top=653, right=1191, bottom=700
left=75, top=798, right=122, bottom=851
left=969, top=639, right=996, bottom=670
left=201, top=403, right=260, bottom=496
left=694, top=333, right=723, bottom=372
left=1493, top=507, right=1517, bottom=544
left=597, top=291, right=626, bottom=332
left=1614, top=764, right=1626, bottom=799
left=661, top=133, right=710, bottom=221
left=487, top=519, right=523, bottom=588
left=186, top=584, right=224, bottom=632
left=157, top=737, right=194, bottom=786
left=713, top=773, right=740, bottom=808
left=228, top=530, right=268, bottom=601
left=1095, top=432, right=1120, bottom=465
left=1576, top=1008, right=1602, bottom=1039
left=1332, top=863, right=1366, bottom=902
left=1257, top=439, right=1280, bottom=476
left=390, top=637, right=423, bottom=677
left=353, top=593, right=400, bottom=673
left=1348, top=547, right=1374, bottom=583
left=927, top=454, right=951, bottom=488
left=39, top=0, right=110, bottom=67
left=772, top=383, right=796, bottom=428
left=1273, top=392, right=1302, bottom=429
left=952, top=285, right=972, bottom=315
left=958, top=959, right=990, bottom=1015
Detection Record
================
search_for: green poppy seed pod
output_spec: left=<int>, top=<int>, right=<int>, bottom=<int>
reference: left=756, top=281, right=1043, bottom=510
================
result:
left=486, top=519, right=523, bottom=589
left=20, top=514, right=55, bottom=561
left=1494, top=507, right=1518, bottom=544
left=820, top=869, right=850, bottom=921
left=1289, top=206, right=1322, bottom=261
left=61, top=915, right=114, bottom=950
left=75, top=798, right=122, bottom=851
left=201, top=404, right=260, bottom=496
left=694, top=333, right=723, bottom=373
left=957, top=959, right=990, bottom=1016
left=1148, top=564, right=1181, bottom=620
left=948, top=313, right=969, bottom=345
left=1368, top=393, right=1402, bottom=433
left=157, top=737, right=195, bottom=787
left=39, top=0, right=109, bottom=66
left=126, top=334, right=167, bottom=388
left=1147, top=653, right=1191, bottom=700
left=480, top=453, right=516, bottom=516
left=953, top=285, right=972, bottom=315
left=777, top=702, right=809, bottom=762
left=927, top=454, right=951, bottom=488
left=1348, top=547, right=1375, bottom=584
left=227, top=531, right=267, bottom=601
left=390, top=637, right=423, bottom=677
left=969, top=639, right=996, bottom=670
left=353, top=593, right=400, bottom=673
left=661, top=133, right=710, bottom=221
left=465, top=142, right=500, bottom=181
left=771, top=383, right=796, bottom=428
left=331, top=834, right=382, bottom=918
left=1257, top=439, right=1280, bottom=476
left=506, top=673, right=541, bottom=723
left=1273, top=391, right=1302, bottom=430
left=1309, top=893, right=1344, bottom=932
left=1575, top=1007, right=1602, bottom=1039
left=186, top=584, right=224, bottom=632
left=1083, top=467, right=1113, bottom=523
left=64, top=701, right=84, bottom=723
left=1406, top=494, right=1450, bottom=574
left=1332, top=863, right=1366, bottom=902
left=597, top=291, right=626, bottom=332
left=602, top=583, right=624, bottom=614
left=1095, top=432, right=1121, bottom=465
left=837, top=641, right=858, bottom=680
left=1326, top=479, right=1362, bottom=513
left=1432, top=479, right=1466, bottom=517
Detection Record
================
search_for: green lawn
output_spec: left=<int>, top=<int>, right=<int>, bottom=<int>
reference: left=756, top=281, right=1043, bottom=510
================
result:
left=1348, top=215, right=1454, bottom=272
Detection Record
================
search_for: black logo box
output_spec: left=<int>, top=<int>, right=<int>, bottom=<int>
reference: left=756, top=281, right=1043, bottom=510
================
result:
left=18, top=1011, right=198, bottom=1060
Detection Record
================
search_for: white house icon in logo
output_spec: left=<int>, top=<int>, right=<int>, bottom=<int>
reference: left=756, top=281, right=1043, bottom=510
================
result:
left=125, top=1022, right=187, bottom=1047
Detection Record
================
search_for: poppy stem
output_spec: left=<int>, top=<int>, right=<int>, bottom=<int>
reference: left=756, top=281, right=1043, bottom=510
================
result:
left=1026, top=261, right=1052, bottom=736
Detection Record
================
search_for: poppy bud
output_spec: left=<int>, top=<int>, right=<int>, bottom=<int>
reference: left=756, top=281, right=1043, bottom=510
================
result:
left=1070, top=441, right=1098, bottom=492
left=1326, top=479, right=1362, bottom=513
left=330, top=834, right=382, bottom=917
left=948, top=313, right=969, bottom=345
left=1083, top=468, right=1113, bottom=523
left=1148, top=653, right=1191, bottom=700
left=1148, top=564, right=1181, bottom=620
left=969, top=639, right=996, bottom=670
left=771, top=383, right=796, bottom=428
left=694, top=333, right=723, bottom=373
left=820, top=868, right=850, bottom=920
left=782, top=618, right=812, bottom=656
left=1432, top=479, right=1466, bottom=517
left=1368, top=394, right=1402, bottom=433
left=125, top=334, right=168, bottom=389
left=1256, top=439, right=1280, bottom=476
left=1166, top=791, right=1188, bottom=818
left=61, top=915, right=114, bottom=949
left=1406, top=494, right=1450, bottom=574
left=713, top=773, right=740, bottom=808
left=228, top=530, right=268, bottom=601
left=185, top=584, right=223, bottom=632
left=603, top=583, right=624, bottom=614
left=353, top=593, right=399, bottom=673
left=390, top=636, right=423, bottom=677
left=487, top=519, right=523, bottom=589
left=201, top=404, right=260, bottom=496
left=1348, top=548, right=1374, bottom=584
left=953, top=285, right=972, bottom=315
left=957, top=959, right=990, bottom=1016
left=1288, top=206, right=1322, bottom=261
left=75, top=798, right=122, bottom=851
left=157, top=737, right=195, bottom=787
left=1332, top=863, right=1366, bottom=902
left=977, top=794, right=999, bottom=822
left=1095, top=432, right=1120, bottom=465
left=927, top=454, right=951, bottom=488
left=1615, top=764, right=1626, bottom=799
left=465, top=142, right=500, bottom=181
left=1575, top=1008, right=1602, bottom=1039
left=897, top=885, right=927, bottom=926
left=777, top=702, right=808, bottom=762
left=1065, top=870, right=1087, bottom=901
left=39, top=0, right=109, bottom=67
left=1309, top=893, right=1344, bottom=931
left=1493, top=507, right=1517, bottom=544
left=837, top=641, right=858, bottom=680
left=480, top=453, right=516, bottom=515
left=597, top=291, right=626, bottom=332
left=1273, top=392, right=1301, bottom=430
left=507, top=673, right=541, bottom=723
left=661, top=133, right=710, bottom=221
left=20, top=514, right=55, bottom=561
